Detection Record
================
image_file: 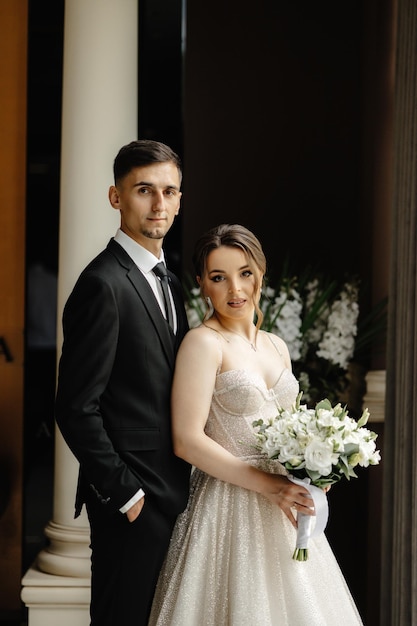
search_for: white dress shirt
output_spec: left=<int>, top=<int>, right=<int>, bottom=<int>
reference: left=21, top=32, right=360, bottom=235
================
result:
left=114, top=229, right=178, bottom=332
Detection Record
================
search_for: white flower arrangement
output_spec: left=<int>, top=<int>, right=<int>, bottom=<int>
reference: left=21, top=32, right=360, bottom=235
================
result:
left=260, top=284, right=303, bottom=360
left=261, top=275, right=362, bottom=406
left=252, top=393, right=381, bottom=560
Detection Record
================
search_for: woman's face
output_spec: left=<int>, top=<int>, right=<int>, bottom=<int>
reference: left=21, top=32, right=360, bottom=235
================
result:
left=198, top=246, right=262, bottom=321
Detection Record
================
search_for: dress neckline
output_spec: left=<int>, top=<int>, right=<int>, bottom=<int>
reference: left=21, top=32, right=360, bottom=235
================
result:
left=216, top=367, right=290, bottom=392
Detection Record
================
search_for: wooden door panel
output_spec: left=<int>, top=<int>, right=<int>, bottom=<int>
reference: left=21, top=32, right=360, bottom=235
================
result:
left=0, top=0, right=28, bottom=615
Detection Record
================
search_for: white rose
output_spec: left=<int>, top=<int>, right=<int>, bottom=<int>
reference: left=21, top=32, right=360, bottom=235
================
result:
left=304, top=439, right=337, bottom=475
left=278, top=441, right=304, bottom=464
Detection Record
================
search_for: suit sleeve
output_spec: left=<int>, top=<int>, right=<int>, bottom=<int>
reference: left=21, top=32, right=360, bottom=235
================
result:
left=55, top=271, right=142, bottom=511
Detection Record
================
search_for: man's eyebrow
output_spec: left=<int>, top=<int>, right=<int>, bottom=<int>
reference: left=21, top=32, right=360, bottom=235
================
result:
left=132, top=181, right=180, bottom=191
left=133, top=180, right=153, bottom=187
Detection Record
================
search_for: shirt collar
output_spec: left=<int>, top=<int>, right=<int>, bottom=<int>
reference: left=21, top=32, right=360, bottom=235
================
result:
left=114, top=228, right=166, bottom=274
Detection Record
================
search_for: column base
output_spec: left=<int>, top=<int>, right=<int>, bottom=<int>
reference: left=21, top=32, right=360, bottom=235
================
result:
left=36, top=520, right=92, bottom=577
left=21, top=564, right=90, bottom=626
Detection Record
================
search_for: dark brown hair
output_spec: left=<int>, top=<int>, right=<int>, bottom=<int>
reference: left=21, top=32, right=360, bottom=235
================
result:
left=113, top=139, right=182, bottom=185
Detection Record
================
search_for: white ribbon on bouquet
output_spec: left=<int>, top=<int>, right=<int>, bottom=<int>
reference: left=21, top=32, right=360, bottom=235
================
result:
left=288, top=475, right=329, bottom=551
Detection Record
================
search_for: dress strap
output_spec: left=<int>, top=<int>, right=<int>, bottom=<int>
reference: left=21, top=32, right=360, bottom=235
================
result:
left=264, top=331, right=283, bottom=357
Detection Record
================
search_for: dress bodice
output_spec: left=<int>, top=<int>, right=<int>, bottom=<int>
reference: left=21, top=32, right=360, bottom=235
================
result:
left=205, top=368, right=299, bottom=457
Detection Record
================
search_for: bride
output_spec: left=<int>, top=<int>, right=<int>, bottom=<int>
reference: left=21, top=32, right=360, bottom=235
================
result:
left=148, top=223, right=364, bottom=626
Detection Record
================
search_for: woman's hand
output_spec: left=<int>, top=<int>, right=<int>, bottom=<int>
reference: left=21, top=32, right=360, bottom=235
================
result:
left=262, top=474, right=315, bottom=529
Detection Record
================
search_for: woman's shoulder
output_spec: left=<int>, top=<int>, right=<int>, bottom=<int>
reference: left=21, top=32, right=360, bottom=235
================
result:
left=177, top=324, right=224, bottom=371
left=261, top=329, right=285, bottom=346
left=179, top=323, right=225, bottom=352
left=183, top=323, right=224, bottom=347
left=260, top=330, right=292, bottom=364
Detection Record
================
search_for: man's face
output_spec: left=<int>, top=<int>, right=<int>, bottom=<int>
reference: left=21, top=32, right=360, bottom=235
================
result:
left=109, top=161, right=182, bottom=252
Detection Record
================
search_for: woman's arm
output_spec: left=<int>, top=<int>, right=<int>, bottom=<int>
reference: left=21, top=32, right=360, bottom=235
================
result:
left=171, top=328, right=313, bottom=528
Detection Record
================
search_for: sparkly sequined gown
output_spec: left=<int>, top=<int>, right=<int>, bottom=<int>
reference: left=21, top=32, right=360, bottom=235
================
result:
left=148, top=369, right=364, bottom=626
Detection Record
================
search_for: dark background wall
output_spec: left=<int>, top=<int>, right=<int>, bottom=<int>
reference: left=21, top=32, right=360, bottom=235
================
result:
left=182, top=1, right=366, bottom=286
left=23, top=0, right=64, bottom=576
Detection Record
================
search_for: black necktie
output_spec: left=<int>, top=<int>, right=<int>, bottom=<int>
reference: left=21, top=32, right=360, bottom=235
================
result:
left=152, top=263, right=175, bottom=331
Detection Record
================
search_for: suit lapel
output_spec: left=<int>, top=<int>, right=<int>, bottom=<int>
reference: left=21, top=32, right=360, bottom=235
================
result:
left=128, top=267, right=176, bottom=365
left=107, top=239, right=176, bottom=366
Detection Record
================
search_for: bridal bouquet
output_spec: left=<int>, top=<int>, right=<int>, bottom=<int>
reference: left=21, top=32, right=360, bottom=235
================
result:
left=252, top=393, right=381, bottom=560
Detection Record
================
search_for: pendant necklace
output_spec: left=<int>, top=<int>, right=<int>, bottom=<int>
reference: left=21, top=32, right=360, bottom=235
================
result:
left=215, top=319, right=258, bottom=352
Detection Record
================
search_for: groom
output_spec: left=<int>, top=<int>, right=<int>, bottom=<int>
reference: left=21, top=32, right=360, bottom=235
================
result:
left=55, top=139, right=191, bottom=625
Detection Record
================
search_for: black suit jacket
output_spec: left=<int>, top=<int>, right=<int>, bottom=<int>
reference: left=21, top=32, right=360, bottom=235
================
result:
left=55, top=238, right=191, bottom=518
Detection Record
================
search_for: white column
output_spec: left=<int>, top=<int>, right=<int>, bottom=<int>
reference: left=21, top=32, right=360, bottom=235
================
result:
left=22, top=1, right=138, bottom=623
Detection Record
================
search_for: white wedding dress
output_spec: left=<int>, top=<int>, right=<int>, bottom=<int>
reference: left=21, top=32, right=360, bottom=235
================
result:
left=148, top=368, right=364, bottom=626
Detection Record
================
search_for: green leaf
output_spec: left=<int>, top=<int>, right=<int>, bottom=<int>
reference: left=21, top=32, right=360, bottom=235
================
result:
left=315, top=398, right=332, bottom=411
left=343, top=443, right=359, bottom=457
